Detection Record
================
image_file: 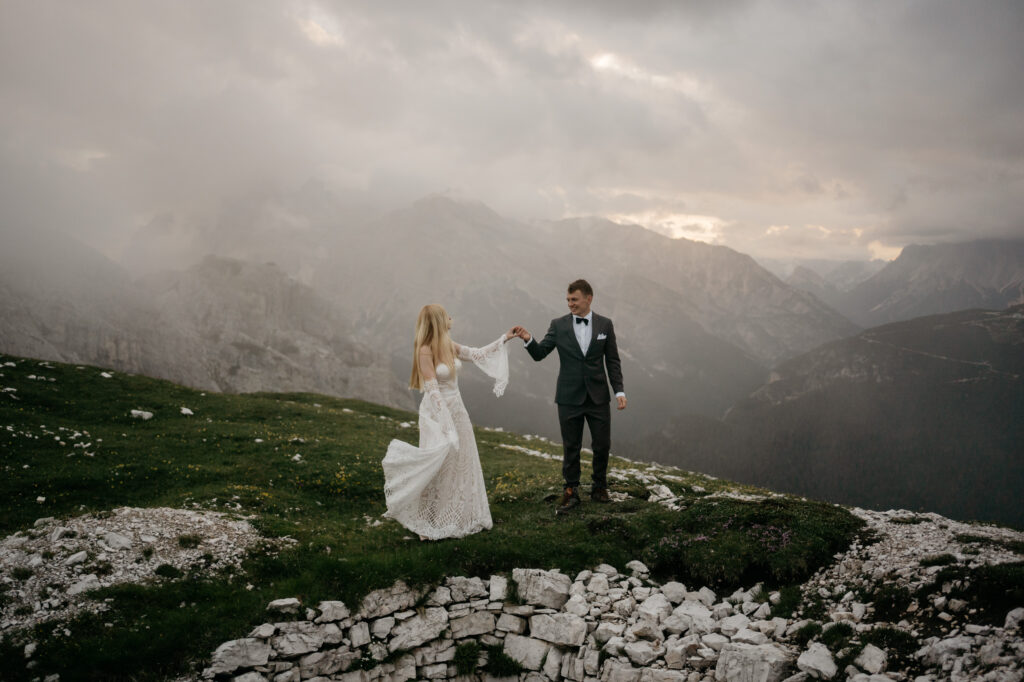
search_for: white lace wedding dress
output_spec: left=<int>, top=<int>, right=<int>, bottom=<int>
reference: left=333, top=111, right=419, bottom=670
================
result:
left=382, top=336, right=510, bottom=540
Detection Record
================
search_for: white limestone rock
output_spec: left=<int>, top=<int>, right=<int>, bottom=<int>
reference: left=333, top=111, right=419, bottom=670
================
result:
left=489, top=575, right=508, bottom=601
left=370, top=617, right=395, bottom=640
left=543, top=646, right=563, bottom=680
left=388, top=607, right=448, bottom=652
left=565, top=593, right=590, bottom=617
left=513, top=568, right=572, bottom=609
left=531, top=613, right=587, bottom=646
left=503, top=634, right=550, bottom=670
left=447, top=576, right=488, bottom=602
left=103, top=532, right=132, bottom=550
left=267, top=598, right=302, bottom=615
left=695, top=587, right=717, bottom=606
left=854, top=644, right=887, bottom=675
left=796, top=643, right=837, bottom=679
left=671, top=601, right=715, bottom=635
left=604, top=660, right=643, bottom=682
left=1006, top=607, right=1024, bottom=631
left=65, top=550, right=87, bottom=566
left=625, top=640, right=665, bottom=666
left=588, top=573, right=611, bottom=595
left=662, top=582, right=687, bottom=604
left=450, top=611, right=495, bottom=639
left=315, top=601, right=350, bottom=623
left=719, top=614, right=752, bottom=637
left=702, top=633, right=730, bottom=651
left=67, top=575, right=99, bottom=596
left=272, top=631, right=324, bottom=657
left=916, top=635, right=972, bottom=667
left=732, top=629, right=769, bottom=646
left=594, top=622, right=627, bottom=645
left=210, top=638, right=272, bottom=675
left=496, top=613, right=527, bottom=634
left=639, top=593, right=674, bottom=624
left=348, top=621, right=371, bottom=648
left=249, top=624, right=276, bottom=639
left=714, top=642, right=792, bottom=682
left=359, top=581, right=421, bottom=619
left=627, top=560, right=650, bottom=575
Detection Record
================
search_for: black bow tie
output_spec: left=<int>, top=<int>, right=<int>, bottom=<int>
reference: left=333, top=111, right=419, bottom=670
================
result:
left=575, top=317, right=588, bottom=325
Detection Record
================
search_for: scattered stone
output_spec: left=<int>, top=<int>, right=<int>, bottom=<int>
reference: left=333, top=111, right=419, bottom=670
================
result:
left=797, top=642, right=837, bottom=679
left=267, top=598, right=301, bottom=615
left=854, top=643, right=887, bottom=675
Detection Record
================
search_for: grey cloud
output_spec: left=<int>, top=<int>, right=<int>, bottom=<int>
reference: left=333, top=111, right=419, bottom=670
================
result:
left=1, top=0, right=1021, bottom=266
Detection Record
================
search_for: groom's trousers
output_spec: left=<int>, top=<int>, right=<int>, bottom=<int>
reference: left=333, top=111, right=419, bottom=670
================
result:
left=557, top=395, right=611, bottom=490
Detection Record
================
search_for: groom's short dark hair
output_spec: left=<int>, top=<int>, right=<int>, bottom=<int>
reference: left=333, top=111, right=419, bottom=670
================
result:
left=568, top=279, right=593, bottom=297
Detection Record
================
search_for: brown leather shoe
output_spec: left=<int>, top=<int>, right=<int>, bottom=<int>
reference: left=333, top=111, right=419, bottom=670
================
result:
left=556, top=487, right=581, bottom=515
left=590, top=487, right=611, bottom=503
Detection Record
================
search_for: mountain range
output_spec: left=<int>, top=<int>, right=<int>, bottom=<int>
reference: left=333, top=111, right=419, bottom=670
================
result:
left=830, top=240, right=1024, bottom=327
left=642, top=304, right=1024, bottom=526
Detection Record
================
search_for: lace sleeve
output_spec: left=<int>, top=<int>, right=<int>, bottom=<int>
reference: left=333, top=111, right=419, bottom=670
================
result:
left=456, top=335, right=510, bottom=397
left=423, top=378, right=459, bottom=449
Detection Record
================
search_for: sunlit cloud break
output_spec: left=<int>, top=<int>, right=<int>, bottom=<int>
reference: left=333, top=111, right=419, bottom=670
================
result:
left=609, top=210, right=729, bottom=244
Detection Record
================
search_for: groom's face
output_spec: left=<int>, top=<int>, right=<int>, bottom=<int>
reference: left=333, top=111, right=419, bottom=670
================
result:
left=566, top=290, right=592, bottom=317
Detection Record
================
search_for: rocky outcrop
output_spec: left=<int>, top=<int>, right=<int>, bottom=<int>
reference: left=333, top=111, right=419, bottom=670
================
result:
left=0, top=507, right=293, bottom=633
left=189, top=539, right=1024, bottom=682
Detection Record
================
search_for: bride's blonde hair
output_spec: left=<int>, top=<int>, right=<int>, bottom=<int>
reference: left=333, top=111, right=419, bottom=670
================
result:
left=409, top=304, right=456, bottom=390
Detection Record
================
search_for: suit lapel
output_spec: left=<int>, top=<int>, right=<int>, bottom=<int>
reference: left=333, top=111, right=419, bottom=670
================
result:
left=584, top=314, right=603, bottom=358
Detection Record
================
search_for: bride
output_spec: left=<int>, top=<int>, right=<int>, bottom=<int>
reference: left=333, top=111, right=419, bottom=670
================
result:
left=382, top=304, right=515, bottom=540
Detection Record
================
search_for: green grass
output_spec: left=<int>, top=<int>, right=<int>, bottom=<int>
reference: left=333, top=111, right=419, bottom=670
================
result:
left=956, top=533, right=1024, bottom=555
left=819, top=621, right=854, bottom=651
left=770, top=585, right=803, bottom=618
left=0, top=353, right=866, bottom=681
left=177, top=534, right=203, bottom=549
left=861, top=626, right=919, bottom=670
left=920, top=553, right=957, bottom=567
left=867, top=583, right=914, bottom=623
left=484, top=644, right=525, bottom=677
left=792, top=621, right=822, bottom=646
left=639, top=497, right=864, bottom=589
left=454, top=640, right=482, bottom=675
left=921, top=562, right=1024, bottom=626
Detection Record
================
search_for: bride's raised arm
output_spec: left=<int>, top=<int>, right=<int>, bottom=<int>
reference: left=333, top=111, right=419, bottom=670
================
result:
left=454, top=333, right=512, bottom=397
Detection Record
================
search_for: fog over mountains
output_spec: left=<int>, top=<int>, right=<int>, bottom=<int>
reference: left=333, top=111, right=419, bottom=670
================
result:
left=3, top=193, right=1023, bottom=524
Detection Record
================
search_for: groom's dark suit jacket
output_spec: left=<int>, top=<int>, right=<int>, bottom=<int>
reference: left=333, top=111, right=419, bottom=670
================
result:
left=526, top=313, right=624, bottom=405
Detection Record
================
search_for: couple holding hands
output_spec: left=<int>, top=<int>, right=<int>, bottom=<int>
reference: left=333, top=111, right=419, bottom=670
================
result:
left=382, top=279, right=626, bottom=540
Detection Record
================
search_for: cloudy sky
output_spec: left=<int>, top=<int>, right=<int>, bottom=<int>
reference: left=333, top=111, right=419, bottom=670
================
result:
left=2, top=0, right=1022, bottom=264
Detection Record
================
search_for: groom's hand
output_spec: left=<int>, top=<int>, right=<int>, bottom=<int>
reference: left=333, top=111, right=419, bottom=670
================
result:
left=616, top=395, right=627, bottom=410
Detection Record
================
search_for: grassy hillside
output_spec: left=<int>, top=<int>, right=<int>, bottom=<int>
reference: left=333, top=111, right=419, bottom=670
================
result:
left=0, top=353, right=863, bottom=681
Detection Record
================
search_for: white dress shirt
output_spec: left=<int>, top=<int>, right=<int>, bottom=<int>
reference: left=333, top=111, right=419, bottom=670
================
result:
left=573, top=311, right=593, bottom=354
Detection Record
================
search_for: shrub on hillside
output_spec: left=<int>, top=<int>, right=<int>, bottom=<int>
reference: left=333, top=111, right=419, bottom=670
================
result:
left=641, top=497, right=864, bottom=589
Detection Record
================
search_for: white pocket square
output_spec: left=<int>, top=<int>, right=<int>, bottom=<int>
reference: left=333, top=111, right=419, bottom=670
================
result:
left=597, top=333, right=607, bottom=340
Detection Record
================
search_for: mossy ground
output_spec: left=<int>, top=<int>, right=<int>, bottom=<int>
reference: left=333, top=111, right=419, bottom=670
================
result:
left=0, top=353, right=864, bottom=681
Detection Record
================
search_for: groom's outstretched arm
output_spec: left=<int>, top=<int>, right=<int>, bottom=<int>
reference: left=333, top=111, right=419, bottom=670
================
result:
left=524, top=320, right=558, bottom=361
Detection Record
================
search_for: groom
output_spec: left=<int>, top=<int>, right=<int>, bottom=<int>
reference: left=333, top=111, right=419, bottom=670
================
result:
left=514, top=279, right=626, bottom=514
